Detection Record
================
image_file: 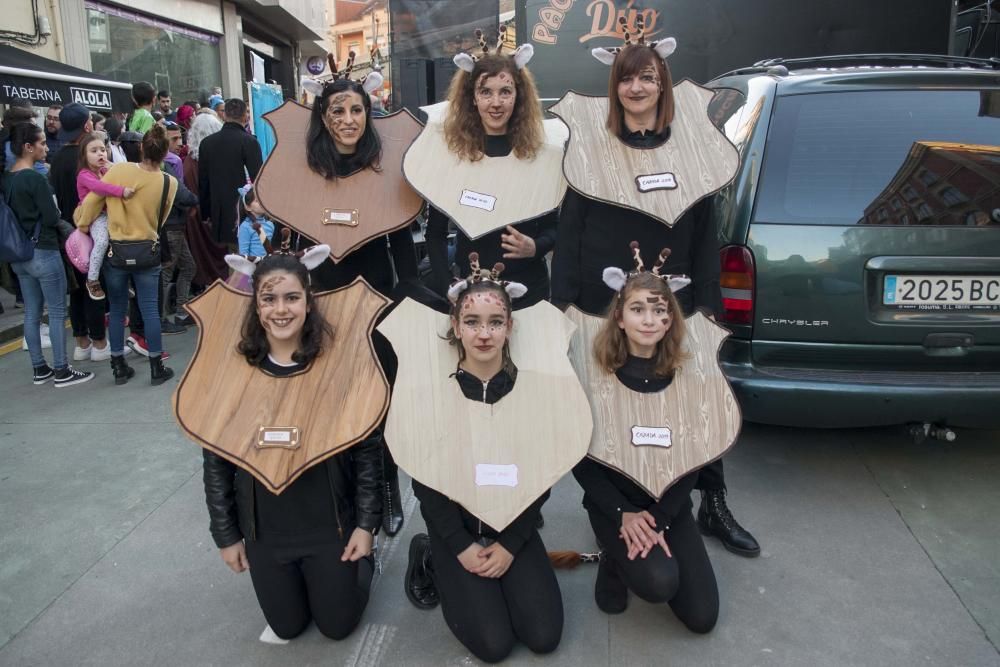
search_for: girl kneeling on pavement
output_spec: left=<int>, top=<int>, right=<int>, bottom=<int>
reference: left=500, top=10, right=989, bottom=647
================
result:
left=572, top=259, right=718, bottom=632
left=202, top=251, right=380, bottom=641
left=408, top=271, right=563, bottom=663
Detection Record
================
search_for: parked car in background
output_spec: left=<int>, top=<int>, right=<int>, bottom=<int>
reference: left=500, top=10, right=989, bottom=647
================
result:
left=706, top=54, right=1000, bottom=429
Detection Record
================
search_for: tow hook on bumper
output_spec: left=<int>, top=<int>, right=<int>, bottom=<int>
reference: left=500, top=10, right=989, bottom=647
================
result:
left=907, top=422, right=957, bottom=444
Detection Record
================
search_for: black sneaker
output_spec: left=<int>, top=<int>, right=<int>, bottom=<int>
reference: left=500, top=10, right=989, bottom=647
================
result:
left=160, top=318, right=186, bottom=335
left=53, top=366, right=95, bottom=388
left=174, top=312, right=194, bottom=327
left=33, top=364, right=54, bottom=385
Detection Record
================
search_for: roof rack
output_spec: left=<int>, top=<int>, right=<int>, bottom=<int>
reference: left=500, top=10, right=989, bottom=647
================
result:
left=719, top=53, right=1000, bottom=77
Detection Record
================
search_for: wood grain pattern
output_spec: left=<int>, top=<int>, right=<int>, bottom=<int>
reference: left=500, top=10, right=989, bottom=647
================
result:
left=548, top=81, right=740, bottom=228
left=254, top=101, right=424, bottom=261
left=402, top=101, right=568, bottom=240
left=565, top=307, right=742, bottom=499
left=172, top=278, right=391, bottom=494
left=377, top=299, right=593, bottom=530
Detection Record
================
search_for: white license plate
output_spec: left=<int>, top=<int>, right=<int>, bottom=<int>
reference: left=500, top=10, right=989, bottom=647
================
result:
left=883, top=275, right=1000, bottom=310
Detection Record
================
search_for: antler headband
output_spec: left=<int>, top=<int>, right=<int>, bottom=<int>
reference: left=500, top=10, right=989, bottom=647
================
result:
left=453, top=26, right=535, bottom=73
left=602, top=241, right=691, bottom=294
left=447, top=252, right=528, bottom=303
left=301, top=50, right=384, bottom=99
left=591, top=16, right=677, bottom=66
left=225, top=228, right=331, bottom=278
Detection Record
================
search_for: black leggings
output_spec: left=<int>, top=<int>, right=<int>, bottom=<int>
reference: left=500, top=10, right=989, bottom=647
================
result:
left=69, top=266, right=106, bottom=340
left=429, top=529, right=563, bottom=663
left=589, top=506, right=719, bottom=633
left=244, top=539, right=370, bottom=640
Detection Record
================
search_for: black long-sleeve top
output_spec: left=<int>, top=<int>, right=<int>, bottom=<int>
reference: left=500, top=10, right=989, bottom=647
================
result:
left=572, top=354, right=699, bottom=532
left=2, top=169, right=61, bottom=250
left=550, top=129, right=722, bottom=317
left=424, top=135, right=558, bottom=308
left=49, top=143, right=80, bottom=222
left=412, top=366, right=549, bottom=558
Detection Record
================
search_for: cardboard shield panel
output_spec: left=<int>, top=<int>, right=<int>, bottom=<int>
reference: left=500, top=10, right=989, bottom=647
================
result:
left=565, top=307, right=741, bottom=499
left=254, top=101, right=424, bottom=261
left=377, top=299, right=592, bottom=530
left=402, top=101, right=568, bottom=240
left=173, top=279, right=390, bottom=494
left=549, top=81, right=740, bottom=228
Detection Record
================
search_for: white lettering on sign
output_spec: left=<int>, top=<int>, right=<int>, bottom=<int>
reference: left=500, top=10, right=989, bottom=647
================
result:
left=630, top=425, right=672, bottom=448
left=636, top=173, right=678, bottom=192
left=475, top=463, right=519, bottom=487
left=459, top=189, right=497, bottom=212
left=262, top=430, right=291, bottom=443
left=2, top=84, right=62, bottom=104
left=70, top=87, right=112, bottom=111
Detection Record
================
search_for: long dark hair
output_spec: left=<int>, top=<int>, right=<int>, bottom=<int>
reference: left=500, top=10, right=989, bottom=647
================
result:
left=9, top=123, right=42, bottom=157
left=306, top=79, right=382, bottom=180
left=237, top=254, right=333, bottom=367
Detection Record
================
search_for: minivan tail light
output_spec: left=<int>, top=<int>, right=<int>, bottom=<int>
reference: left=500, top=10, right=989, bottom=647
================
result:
left=719, top=245, right=755, bottom=325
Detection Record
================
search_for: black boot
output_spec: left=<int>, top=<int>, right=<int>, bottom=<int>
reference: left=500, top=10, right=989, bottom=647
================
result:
left=149, top=354, right=174, bottom=386
left=595, top=555, right=628, bottom=614
left=382, top=445, right=404, bottom=536
left=405, top=533, right=438, bottom=610
left=110, top=355, right=134, bottom=386
left=698, top=489, right=760, bottom=557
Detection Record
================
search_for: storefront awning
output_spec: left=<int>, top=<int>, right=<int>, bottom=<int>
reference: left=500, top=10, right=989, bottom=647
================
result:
left=0, top=45, right=133, bottom=112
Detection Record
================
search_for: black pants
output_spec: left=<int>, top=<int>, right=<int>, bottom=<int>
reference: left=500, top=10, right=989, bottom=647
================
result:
left=69, top=266, right=106, bottom=340
left=589, top=506, right=718, bottom=633
left=695, top=458, right=725, bottom=492
left=429, top=529, right=563, bottom=663
left=244, top=538, right=370, bottom=641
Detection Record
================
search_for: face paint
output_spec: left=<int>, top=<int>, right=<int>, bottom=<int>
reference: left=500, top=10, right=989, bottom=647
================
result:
left=617, top=288, right=672, bottom=358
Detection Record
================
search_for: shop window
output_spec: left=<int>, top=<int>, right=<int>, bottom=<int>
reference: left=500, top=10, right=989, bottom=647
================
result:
left=86, top=3, right=221, bottom=110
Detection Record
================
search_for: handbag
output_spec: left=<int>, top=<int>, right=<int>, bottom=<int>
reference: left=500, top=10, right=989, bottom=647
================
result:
left=0, top=172, right=41, bottom=263
left=107, top=173, right=169, bottom=270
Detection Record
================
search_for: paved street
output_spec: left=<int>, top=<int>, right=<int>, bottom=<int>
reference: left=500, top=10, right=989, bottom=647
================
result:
left=0, top=327, right=997, bottom=667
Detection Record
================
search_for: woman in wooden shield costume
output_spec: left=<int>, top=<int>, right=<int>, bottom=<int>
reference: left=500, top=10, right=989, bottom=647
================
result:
left=549, top=21, right=759, bottom=557
left=195, top=242, right=386, bottom=642
left=566, top=244, right=735, bottom=629
left=295, top=63, right=419, bottom=536
left=382, top=254, right=592, bottom=662
left=408, top=28, right=567, bottom=307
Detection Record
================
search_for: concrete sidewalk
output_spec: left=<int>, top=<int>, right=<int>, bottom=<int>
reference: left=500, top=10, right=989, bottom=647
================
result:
left=0, top=329, right=997, bottom=666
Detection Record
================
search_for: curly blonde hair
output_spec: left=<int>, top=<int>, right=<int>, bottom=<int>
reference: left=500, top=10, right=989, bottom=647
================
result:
left=594, top=272, right=688, bottom=377
left=443, top=54, right=544, bottom=162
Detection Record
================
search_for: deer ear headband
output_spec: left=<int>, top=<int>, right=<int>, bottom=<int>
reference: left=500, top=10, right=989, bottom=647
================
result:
left=225, top=228, right=331, bottom=278
left=447, top=252, right=528, bottom=303
left=602, top=241, right=691, bottom=294
left=300, top=51, right=385, bottom=99
left=453, top=26, right=534, bottom=73
left=591, top=16, right=677, bottom=66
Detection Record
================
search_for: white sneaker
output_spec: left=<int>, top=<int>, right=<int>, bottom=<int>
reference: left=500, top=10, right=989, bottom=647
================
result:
left=258, top=624, right=289, bottom=645
left=74, top=344, right=93, bottom=361
left=90, top=344, right=111, bottom=362
left=22, top=328, right=52, bottom=351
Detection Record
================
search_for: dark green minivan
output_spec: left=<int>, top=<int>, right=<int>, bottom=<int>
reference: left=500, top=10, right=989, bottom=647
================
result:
left=707, top=55, right=1000, bottom=428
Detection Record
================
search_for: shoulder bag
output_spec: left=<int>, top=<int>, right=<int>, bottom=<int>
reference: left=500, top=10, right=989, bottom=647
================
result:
left=107, top=173, right=169, bottom=270
left=0, top=171, right=42, bottom=263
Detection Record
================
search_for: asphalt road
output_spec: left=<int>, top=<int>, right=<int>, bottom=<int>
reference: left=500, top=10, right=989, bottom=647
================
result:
left=0, top=328, right=997, bottom=666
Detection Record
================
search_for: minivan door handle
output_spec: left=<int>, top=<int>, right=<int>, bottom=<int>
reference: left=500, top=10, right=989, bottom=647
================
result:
left=923, top=333, right=974, bottom=357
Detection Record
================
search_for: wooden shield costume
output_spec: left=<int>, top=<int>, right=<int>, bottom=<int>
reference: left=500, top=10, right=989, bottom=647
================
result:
left=548, top=81, right=740, bottom=228
left=254, top=101, right=424, bottom=261
left=565, top=307, right=741, bottom=499
left=173, top=278, right=390, bottom=494
left=402, top=101, right=569, bottom=240
left=377, top=299, right=593, bottom=530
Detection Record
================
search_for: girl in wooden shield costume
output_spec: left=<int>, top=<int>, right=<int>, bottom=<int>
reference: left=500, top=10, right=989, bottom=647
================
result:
left=549, top=21, right=760, bottom=557
left=186, top=241, right=389, bottom=642
left=405, top=27, right=568, bottom=307
left=381, top=254, right=592, bottom=663
left=564, top=244, right=741, bottom=629
left=263, top=59, right=420, bottom=536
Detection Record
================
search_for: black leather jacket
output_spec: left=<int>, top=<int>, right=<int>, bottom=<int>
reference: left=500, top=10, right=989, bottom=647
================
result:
left=202, top=432, right=383, bottom=548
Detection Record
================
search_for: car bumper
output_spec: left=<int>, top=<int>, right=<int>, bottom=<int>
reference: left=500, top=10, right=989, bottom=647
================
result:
left=721, top=341, right=1000, bottom=429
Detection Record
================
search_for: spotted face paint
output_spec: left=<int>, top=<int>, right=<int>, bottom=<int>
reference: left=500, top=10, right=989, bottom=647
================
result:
left=618, top=63, right=662, bottom=123
left=618, top=287, right=673, bottom=358
left=323, top=90, right=367, bottom=154
left=452, top=289, right=511, bottom=367
left=474, top=70, right=517, bottom=136
left=255, top=271, right=308, bottom=345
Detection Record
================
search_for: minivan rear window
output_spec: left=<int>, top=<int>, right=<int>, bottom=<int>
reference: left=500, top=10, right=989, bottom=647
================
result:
left=754, top=89, right=1000, bottom=226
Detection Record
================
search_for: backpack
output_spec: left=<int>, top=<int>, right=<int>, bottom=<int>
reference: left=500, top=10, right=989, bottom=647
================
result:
left=0, top=173, right=41, bottom=263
